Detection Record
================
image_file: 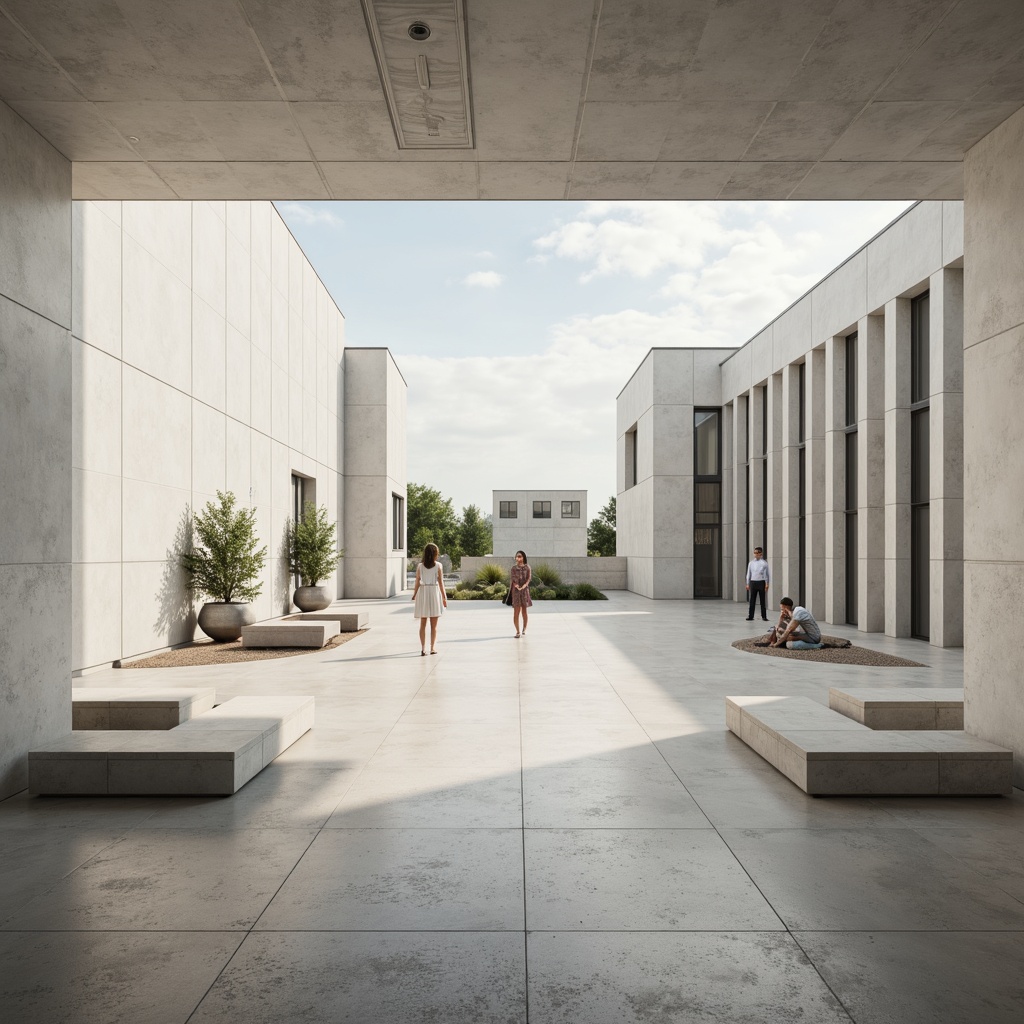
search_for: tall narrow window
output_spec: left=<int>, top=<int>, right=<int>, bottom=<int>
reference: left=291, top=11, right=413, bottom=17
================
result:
left=911, top=292, right=931, bottom=640
left=797, top=362, right=807, bottom=607
left=742, top=396, right=751, bottom=560
left=844, top=333, right=858, bottom=626
left=625, top=424, right=638, bottom=488
left=694, top=409, right=722, bottom=599
left=291, top=474, right=308, bottom=594
left=392, top=493, right=404, bottom=551
left=760, top=387, right=768, bottom=552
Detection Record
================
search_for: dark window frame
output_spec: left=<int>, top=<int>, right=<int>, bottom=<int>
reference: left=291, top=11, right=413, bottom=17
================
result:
left=392, top=493, right=404, bottom=551
left=499, top=500, right=518, bottom=519
left=533, top=500, right=551, bottom=519
left=844, top=332, right=858, bottom=626
left=561, top=500, right=580, bottom=519
left=910, top=292, right=931, bottom=640
left=693, top=407, right=722, bottom=599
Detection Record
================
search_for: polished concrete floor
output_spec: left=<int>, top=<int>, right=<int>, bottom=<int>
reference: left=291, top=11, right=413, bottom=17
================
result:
left=2, top=593, right=1023, bottom=1023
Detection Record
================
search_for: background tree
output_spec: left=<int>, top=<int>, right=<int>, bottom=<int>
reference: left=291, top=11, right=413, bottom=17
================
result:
left=407, top=482, right=463, bottom=565
left=459, top=504, right=492, bottom=557
left=587, top=495, right=616, bottom=557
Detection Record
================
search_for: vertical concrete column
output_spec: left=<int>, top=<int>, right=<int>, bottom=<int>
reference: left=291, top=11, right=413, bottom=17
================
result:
left=730, top=394, right=749, bottom=604
left=929, top=267, right=964, bottom=647
left=962, top=105, right=1024, bottom=784
left=749, top=385, right=765, bottom=550
left=884, top=298, right=912, bottom=637
left=824, top=338, right=847, bottom=624
left=857, top=314, right=886, bottom=632
left=766, top=372, right=784, bottom=594
left=0, top=102, right=72, bottom=798
left=805, top=347, right=827, bottom=618
left=780, top=363, right=801, bottom=599
left=721, top=402, right=734, bottom=600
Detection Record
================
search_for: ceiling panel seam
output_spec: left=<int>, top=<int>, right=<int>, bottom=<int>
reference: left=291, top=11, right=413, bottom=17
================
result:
left=232, top=0, right=335, bottom=198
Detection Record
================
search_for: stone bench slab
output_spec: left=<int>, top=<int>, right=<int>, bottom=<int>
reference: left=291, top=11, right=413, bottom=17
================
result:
left=285, top=611, right=368, bottom=631
left=241, top=621, right=339, bottom=648
left=72, top=686, right=216, bottom=730
left=829, top=687, right=964, bottom=729
left=726, top=695, right=1011, bottom=796
left=29, top=695, right=315, bottom=796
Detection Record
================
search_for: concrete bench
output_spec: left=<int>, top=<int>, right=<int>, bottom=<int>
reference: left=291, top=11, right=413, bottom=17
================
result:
left=71, top=686, right=216, bottom=730
left=28, top=695, right=314, bottom=796
left=829, top=687, right=964, bottom=730
left=286, top=610, right=368, bottom=632
left=726, top=695, right=1011, bottom=796
left=241, top=621, right=339, bottom=648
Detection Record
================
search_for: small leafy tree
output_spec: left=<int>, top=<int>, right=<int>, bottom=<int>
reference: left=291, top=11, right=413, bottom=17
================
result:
left=587, top=496, right=616, bottom=557
left=288, top=501, right=342, bottom=586
left=182, top=490, right=267, bottom=603
left=459, top=504, right=492, bottom=557
left=407, top=482, right=462, bottom=565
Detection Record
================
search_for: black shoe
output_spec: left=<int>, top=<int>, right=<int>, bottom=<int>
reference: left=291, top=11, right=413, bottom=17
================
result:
left=745, top=617, right=754, bottom=621
left=762, top=617, right=769, bottom=621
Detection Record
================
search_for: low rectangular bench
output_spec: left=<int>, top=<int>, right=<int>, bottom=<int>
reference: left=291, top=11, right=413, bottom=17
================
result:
left=71, top=686, right=216, bottom=730
left=829, top=687, right=964, bottom=730
left=286, top=610, right=368, bottom=632
left=241, top=621, right=339, bottom=648
left=29, top=695, right=314, bottom=796
left=726, top=695, right=1011, bottom=796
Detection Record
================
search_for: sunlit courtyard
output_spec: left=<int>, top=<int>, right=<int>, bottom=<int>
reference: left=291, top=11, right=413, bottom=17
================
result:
left=4, top=596, right=1022, bottom=1023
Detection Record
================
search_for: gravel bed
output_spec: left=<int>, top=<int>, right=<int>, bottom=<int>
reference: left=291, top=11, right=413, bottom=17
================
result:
left=116, top=629, right=367, bottom=668
left=732, top=634, right=925, bottom=667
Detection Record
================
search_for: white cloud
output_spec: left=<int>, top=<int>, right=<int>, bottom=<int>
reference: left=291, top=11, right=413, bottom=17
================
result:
left=275, top=202, right=343, bottom=228
left=402, top=199, right=913, bottom=514
left=475, top=250, right=496, bottom=259
left=463, top=270, right=504, bottom=288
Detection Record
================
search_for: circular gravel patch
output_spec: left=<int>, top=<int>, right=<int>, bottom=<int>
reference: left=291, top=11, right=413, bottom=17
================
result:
left=732, top=634, right=925, bottom=667
left=116, top=629, right=368, bottom=668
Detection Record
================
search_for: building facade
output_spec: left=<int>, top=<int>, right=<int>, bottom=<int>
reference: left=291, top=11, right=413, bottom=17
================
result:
left=618, top=200, right=965, bottom=652
left=69, top=200, right=407, bottom=679
left=492, top=490, right=588, bottom=557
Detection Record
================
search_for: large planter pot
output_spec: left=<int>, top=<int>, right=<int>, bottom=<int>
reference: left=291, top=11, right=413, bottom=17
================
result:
left=197, top=601, right=256, bottom=642
left=294, top=585, right=332, bottom=612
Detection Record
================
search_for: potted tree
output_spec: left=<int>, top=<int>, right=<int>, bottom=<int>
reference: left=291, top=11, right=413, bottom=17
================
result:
left=182, top=490, right=268, bottom=641
left=288, top=500, right=343, bottom=611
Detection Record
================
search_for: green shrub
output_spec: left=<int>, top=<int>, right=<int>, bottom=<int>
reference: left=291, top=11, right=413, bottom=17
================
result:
left=454, top=579, right=473, bottom=592
left=182, top=490, right=267, bottom=603
left=532, top=562, right=562, bottom=588
left=451, top=588, right=477, bottom=600
left=554, top=584, right=576, bottom=600
left=474, top=563, right=509, bottom=586
left=539, top=588, right=557, bottom=600
left=288, top=501, right=342, bottom=586
left=571, top=582, right=608, bottom=600
left=484, top=583, right=507, bottom=599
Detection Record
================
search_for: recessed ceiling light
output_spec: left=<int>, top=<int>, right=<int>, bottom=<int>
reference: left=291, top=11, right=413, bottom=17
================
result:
left=408, top=21, right=430, bottom=41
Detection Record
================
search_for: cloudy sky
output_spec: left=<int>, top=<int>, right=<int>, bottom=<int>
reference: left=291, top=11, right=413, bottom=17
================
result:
left=277, top=199, right=912, bottom=518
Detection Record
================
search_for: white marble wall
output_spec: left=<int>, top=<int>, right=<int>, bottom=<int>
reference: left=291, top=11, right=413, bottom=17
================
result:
left=71, top=200, right=344, bottom=670
left=962, top=105, right=1024, bottom=785
left=343, top=348, right=407, bottom=598
left=0, top=100, right=73, bottom=797
left=491, top=490, right=588, bottom=557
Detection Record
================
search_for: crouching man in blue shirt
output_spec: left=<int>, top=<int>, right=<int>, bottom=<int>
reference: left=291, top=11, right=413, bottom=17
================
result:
left=769, top=596, right=823, bottom=650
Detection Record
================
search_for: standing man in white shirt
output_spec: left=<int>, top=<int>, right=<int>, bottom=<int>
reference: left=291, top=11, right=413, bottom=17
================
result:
left=745, top=546, right=770, bottom=621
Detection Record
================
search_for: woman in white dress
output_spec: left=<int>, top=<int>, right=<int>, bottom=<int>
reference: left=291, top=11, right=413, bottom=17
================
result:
left=412, top=542, right=447, bottom=655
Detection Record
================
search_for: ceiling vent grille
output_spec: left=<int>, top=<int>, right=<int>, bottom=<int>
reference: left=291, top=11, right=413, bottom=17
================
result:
left=362, top=0, right=475, bottom=150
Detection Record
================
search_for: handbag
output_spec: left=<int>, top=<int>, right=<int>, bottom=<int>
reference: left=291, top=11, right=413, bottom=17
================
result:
left=503, top=587, right=514, bottom=606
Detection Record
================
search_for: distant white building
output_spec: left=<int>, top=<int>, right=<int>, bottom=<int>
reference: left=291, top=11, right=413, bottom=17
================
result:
left=492, top=490, right=587, bottom=557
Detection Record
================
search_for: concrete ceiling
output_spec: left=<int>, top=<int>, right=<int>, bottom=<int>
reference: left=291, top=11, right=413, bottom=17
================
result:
left=1, top=0, right=1022, bottom=201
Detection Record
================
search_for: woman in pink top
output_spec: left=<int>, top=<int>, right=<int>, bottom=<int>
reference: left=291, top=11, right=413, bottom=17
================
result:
left=509, top=549, right=532, bottom=637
